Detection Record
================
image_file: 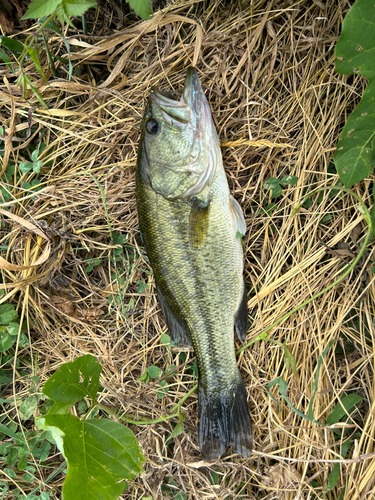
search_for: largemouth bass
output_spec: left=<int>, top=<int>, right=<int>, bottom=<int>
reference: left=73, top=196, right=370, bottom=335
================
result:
left=136, top=67, right=252, bottom=460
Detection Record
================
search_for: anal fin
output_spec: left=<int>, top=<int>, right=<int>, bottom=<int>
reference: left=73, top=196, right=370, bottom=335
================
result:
left=235, top=282, right=248, bottom=342
left=156, top=285, right=192, bottom=347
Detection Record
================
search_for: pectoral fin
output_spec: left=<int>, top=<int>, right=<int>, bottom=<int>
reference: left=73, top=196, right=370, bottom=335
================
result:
left=229, top=195, right=246, bottom=237
left=189, top=196, right=211, bottom=249
left=156, top=285, right=192, bottom=347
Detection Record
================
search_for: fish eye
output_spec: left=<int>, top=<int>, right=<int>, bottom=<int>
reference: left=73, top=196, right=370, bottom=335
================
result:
left=146, top=119, right=159, bottom=135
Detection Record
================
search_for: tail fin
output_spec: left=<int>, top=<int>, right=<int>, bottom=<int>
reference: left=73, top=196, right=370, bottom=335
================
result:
left=198, top=376, right=252, bottom=461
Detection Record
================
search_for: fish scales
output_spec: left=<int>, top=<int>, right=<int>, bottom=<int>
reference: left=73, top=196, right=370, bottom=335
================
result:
left=136, top=67, right=252, bottom=460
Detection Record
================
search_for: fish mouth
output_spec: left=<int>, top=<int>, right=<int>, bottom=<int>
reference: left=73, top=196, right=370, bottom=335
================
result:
left=149, top=67, right=204, bottom=127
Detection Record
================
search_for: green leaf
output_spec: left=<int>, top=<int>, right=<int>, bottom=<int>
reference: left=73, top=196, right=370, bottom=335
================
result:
left=370, top=183, right=375, bottom=238
left=43, top=354, right=101, bottom=408
left=7, top=322, right=20, bottom=336
left=326, top=394, right=363, bottom=425
left=17, top=455, right=28, bottom=471
left=32, top=441, right=51, bottom=461
left=3, top=468, right=16, bottom=479
left=0, top=304, right=18, bottom=325
left=160, top=333, right=171, bottom=345
left=334, top=81, right=375, bottom=187
left=164, top=365, right=176, bottom=378
left=6, top=447, right=18, bottom=467
left=269, top=185, right=282, bottom=198
left=0, top=442, right=13, bottom=454
left=280, top=175, right=298, bottom=186
left=308, top=340, right=335, bottom=421
left=137, top=280, right=149, bottom=293
left=63, top=0, right=97, bottom=17
left=282, top=343, right=296, bottom=375
left=36, top=414, right=145, bottom=499
left=127, top=0, right=152, bottom=19
left=31, top=149, right=39, bottom=163
left=147, top=365, right=162, bottom=379
left=0, top=36, right=24, bottom=54
left=19, top=162, right=34, bottom=174
left=138, top=371, right=149, bottom=383
left=326, top=463, right=340, bottom=491
left=55, top=4, right=74, bottom=28
left=263, top=177, right=279, bottom=191
left=335, top=0, right=375, bottom=79
left=43, top=18, right=73, bottom=81
left=27, top=48, right=46, bottom=80
left=0, top=331, right=13, bottom=352
left=22, top=0, right=62, bottom=19
left=0, top=423, right=25, bottom=444
left=19, top=395, right=38, bottom=420
left=0, top=48, right=15, bottom=74
left=169, top=413, right=184, bottom=440
left=334, top=0, right=375, bottom=186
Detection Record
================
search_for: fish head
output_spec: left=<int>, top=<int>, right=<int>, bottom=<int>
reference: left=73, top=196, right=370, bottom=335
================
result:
left=138, top=67, right=220, bottom=199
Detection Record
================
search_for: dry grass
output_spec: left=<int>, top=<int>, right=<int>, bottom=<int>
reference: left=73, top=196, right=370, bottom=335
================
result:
left=1, top=0, right=375, bottom=498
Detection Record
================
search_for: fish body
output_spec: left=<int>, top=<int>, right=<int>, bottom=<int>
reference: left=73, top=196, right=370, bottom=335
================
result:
left=136, top=68, right=252, bottom=460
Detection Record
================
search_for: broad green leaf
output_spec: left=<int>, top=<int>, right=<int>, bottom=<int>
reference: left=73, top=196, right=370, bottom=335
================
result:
left=169, top=413, right=184, bottom=440
left=127, top=0, right=152, bottom=20
left=17, top=455, right=28, bottom=471
left=36, top=414, right=145, bottom=499
left=43, top=354, right=101, bottom=407
left=22, top=0, right=62, bottom=19
left=19, top=162, right=34, bottom=174
left=0, top=331, right=13, bottom=352
left=160, top=333, right=171, bottom=345
left=164, top=365, right=176, bottom=377
left=55, top=4, right=73, bottom=28
left=280, top=175, right=298, bottom=186
left=326, top=394, right=363, bottom=425
left=335, top=0, right=375, bottom=79
left=33, top=160, right=43, bottom=173
left=147, top=365, right=162, bottom=379
left=6, top=447, right=18, bottom=467
left=326, top=463, right=340, bottom=491
left=63, top=0, right=97, bottom=17
left=263, top=177, right=279, bottom=191
left=137, top=280, right=149, bottom=293
left=0, top=36, right=24, bottom=54
left=334, top=0, right=375, bottom=186
left=31, top=149, right=39, bottom=163
left=7, top=322, right=20, bottom=336
left=0, top=304, right=18, bottom=325
left=19, top=395, right=38, bottom=420
left=269, top=185, right=282, bottom=198
left=0, top=442, right=12, bottom=454
left=138, top=371, right=149, bottom=383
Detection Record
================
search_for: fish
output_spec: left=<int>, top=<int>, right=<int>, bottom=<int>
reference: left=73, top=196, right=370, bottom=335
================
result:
left=136, top=67, right=252, bottom=461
